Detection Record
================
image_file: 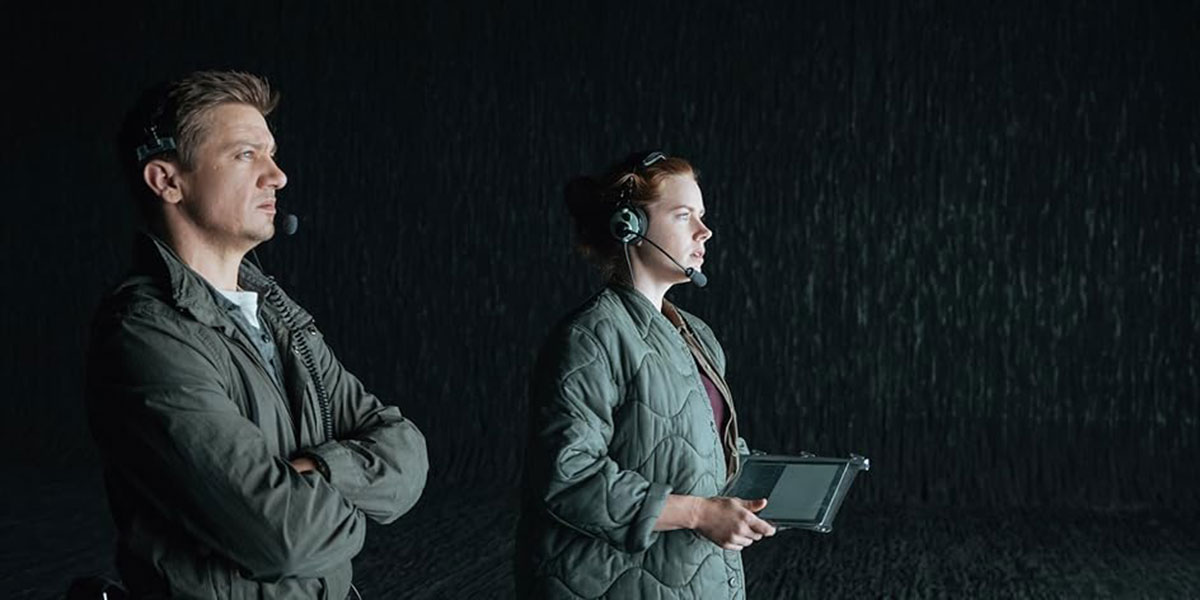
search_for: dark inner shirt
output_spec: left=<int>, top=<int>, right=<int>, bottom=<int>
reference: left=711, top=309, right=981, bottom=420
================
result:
left=697, top=360, right=727, bottom=437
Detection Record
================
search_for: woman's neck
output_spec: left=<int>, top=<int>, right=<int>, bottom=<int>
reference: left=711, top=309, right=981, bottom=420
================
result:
left=615, top=265, right=672, bottom=313
left=632, top=278, right=671, bottom=313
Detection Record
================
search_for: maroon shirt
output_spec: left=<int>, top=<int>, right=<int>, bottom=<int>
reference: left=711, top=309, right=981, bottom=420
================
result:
left=697, top=360, right=728, bottom=436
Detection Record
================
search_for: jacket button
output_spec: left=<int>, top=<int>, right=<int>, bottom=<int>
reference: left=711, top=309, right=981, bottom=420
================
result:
left=728, top=576, right=737, bottom=586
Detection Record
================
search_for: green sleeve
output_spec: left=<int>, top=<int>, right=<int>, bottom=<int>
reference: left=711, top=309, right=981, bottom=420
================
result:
left=299, top=328, right=429, bottom=524
left=530, top=325, right=671, bottom=553
left=88, top=313, right=366, bottom=581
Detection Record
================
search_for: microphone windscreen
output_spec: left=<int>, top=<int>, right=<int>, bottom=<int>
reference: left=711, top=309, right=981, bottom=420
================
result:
left=689, top=269, right=708, bottom=288
left=279, top=213, right=299, bottom=236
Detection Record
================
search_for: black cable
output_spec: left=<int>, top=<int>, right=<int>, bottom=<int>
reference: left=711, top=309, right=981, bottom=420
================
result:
left=265, top=282, right=334, bottom=441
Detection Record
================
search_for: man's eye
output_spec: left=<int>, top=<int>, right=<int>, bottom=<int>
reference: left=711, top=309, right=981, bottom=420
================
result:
left=238, top=150, right=254, bottom=160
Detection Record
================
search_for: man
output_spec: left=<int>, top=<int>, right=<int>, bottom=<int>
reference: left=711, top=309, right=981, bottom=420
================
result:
left=86, top=70, right=428, bottom=599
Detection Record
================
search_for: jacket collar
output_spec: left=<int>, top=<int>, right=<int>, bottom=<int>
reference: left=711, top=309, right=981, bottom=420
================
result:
left=607, top=282, right=687, bottom=340
left=130, top=232, right=288, bottom=330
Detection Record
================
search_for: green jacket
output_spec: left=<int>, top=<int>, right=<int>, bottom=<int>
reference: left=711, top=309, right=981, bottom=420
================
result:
left=86, top=235, right=428, bottom=599
left=519, top=284, right=748, bottom=599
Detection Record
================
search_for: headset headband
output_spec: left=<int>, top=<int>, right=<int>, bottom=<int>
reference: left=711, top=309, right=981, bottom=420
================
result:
left=618, top=151, right=668, bottom=204
left=135, top=124, right=178, bottom=162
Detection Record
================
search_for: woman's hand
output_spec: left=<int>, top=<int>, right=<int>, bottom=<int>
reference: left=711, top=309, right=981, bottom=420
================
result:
left=692, top=497, right=777, bottom=551
left=654, top=494, right=777, bottom=551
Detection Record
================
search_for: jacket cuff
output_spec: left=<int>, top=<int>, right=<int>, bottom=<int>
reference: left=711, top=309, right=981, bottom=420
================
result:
left=290, top=449, right=331, bottom=481
left=628, top=481, right=672, bottom=552
left=300, top=441, right=364, bottom=492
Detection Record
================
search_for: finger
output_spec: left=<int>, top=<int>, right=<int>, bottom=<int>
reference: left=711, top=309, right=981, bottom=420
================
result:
left=723, top=542, right=744, bottom=551
left=741, top=497, right=768, bottom=512
left=730, top=535, right=754, bottom=547
left=740, top=527, right=763, bottom=541
left=750, top=517, right=776, bottom=536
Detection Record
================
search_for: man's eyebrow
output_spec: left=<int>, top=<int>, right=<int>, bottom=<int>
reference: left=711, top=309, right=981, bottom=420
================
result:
left=217, top=139, right=278, bottom=153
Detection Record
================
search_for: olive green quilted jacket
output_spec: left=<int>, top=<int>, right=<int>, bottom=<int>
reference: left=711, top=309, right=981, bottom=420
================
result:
left=519, top=284, right=748, bottom=599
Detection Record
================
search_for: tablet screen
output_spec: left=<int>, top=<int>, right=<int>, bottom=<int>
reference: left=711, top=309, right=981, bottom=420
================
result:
left=724, top=459, right=849, bottom=524
left=759, top=463, right=842, bottom=521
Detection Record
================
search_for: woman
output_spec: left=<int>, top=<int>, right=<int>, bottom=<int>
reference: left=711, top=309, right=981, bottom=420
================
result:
left=517, top=152, right=775, bottom=599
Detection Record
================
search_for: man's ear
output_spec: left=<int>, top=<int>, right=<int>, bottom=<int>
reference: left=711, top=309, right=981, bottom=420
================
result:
left=143, top=159, right=183, bottom=205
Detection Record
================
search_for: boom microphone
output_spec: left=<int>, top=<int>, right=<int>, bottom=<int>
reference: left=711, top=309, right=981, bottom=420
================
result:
left=627, top=230, right=708, bottom=288
left=277, top=211, right=299, bottom=236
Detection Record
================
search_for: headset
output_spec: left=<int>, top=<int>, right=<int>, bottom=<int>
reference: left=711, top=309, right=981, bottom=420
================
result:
left=133, top=93, right=179, bottom=163
left=130, top=95, right=298, bottom=235
left=607, top=150, right=708, bottom=287
left=135, top=123, right=177, bottom=162
left=608, top=151, right=666, bottom=243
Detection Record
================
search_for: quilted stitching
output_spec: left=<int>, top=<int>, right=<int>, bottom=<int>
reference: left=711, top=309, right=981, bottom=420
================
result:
left=523, top=287, right=743, bottom=599
left=544, top=549, right=726, bottom=599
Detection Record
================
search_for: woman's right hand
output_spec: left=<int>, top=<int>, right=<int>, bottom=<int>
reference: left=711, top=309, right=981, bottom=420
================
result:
left=693, top=497, right=777, bottom=551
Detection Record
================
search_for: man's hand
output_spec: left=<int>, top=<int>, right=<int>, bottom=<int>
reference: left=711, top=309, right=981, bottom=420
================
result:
left=290, top=456, right=318, bottom=474
left=693, top=497, right=776, bottom=551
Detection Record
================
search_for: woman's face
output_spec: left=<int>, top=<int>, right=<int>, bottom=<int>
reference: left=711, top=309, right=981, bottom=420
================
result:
left=635, top=174, right=713, bottom=286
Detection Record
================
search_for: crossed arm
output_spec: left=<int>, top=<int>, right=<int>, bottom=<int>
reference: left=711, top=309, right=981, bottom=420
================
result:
left=286, top=325, right=429, bottom=523
left=88, top=314, right=427, bottom=580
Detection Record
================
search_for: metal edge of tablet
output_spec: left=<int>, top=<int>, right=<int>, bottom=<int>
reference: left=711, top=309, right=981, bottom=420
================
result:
left=731, top=453, right=871, bottom=533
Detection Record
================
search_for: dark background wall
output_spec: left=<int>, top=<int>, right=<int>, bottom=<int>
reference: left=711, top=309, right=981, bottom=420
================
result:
left=2, top=0, right=1197, bottom=513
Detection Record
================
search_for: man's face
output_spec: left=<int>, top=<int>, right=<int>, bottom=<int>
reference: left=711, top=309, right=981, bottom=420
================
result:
left=175, top=103, right=287, bottom=252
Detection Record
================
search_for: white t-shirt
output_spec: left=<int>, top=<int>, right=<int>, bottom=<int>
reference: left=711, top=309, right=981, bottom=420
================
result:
left=218, top=289, right=262, bottom=330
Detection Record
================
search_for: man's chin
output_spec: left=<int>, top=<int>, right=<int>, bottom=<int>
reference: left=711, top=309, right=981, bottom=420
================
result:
left=242, top=225, right=275, bottom=248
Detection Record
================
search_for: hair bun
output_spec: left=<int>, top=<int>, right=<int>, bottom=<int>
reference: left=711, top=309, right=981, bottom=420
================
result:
left=564, top=176, right=613, bottom=257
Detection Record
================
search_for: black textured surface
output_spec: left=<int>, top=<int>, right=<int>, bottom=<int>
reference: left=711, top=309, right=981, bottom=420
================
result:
left=2, top=1, right=1199, bottom=594
left=5, top=0, right=1196, bottom=512
left=5, top=473, right=1199, bottom=598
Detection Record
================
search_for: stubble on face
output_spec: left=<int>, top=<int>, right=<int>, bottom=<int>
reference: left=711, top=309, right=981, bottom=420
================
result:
left=176, top=104, right=284, bottom=252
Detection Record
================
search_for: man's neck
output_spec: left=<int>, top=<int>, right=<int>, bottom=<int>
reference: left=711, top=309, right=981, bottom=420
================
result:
left=164, top=228, right=248, bottom=291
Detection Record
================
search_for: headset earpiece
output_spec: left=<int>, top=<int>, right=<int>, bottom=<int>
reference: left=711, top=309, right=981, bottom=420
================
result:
left=609, top=203, right=647, bottom=243
left=608, top=150, right=667, bottom=243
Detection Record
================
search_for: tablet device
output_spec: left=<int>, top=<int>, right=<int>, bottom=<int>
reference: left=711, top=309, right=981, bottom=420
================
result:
left=720, top=453, right=869, bottom=533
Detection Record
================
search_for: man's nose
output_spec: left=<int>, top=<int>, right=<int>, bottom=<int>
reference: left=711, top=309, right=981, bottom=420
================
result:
left=262, top=157, right=287, bottom=190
